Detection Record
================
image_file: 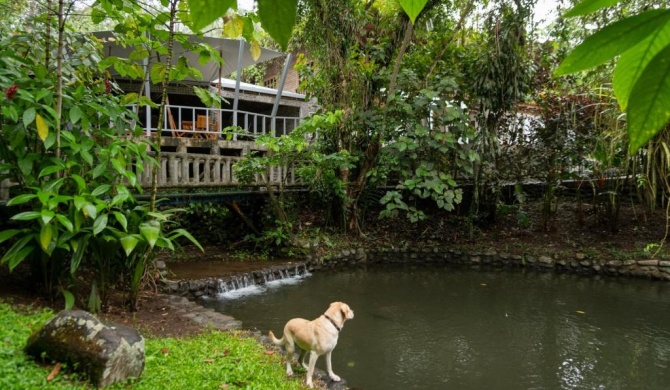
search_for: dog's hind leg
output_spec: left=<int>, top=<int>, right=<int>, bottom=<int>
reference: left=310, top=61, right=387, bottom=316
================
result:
left=325, top=351, right=341, bottom=382
left=298, top=348, right=309, bottom=369
left=284, top=335, right=295, bottom=376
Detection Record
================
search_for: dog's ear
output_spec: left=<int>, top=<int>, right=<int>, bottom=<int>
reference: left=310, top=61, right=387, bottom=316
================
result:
left=340, top=304, right=349, bottom=318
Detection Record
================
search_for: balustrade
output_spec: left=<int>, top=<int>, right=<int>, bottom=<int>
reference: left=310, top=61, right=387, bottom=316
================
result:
left=136, top=151, right=298, bottom=189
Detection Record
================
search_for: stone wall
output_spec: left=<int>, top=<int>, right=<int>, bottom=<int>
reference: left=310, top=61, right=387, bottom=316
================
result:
left=304, top=247, right=670, bottom=281
left=162, top=263, right=309, bottom=299
left=160, top=248, right=670, bottom=301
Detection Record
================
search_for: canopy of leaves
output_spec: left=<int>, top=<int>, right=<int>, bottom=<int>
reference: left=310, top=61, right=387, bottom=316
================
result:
left=556, top=1, right=670, bottom=153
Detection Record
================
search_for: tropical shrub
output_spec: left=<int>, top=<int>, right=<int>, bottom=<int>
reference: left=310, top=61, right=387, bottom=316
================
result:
left=0, top=20, right=199, bottom=311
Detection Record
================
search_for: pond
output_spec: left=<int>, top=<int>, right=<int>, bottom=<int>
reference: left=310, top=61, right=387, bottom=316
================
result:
left=200, top=266, right=670, bottom=390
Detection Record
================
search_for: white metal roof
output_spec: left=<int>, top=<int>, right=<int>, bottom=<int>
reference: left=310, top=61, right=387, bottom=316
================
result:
left=211, top=77, right=305, bottom=99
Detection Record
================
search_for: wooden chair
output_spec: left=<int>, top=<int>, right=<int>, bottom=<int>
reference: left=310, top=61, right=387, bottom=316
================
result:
left=196, top=115, right=219, bottom=139
left=191, top=115, right=205, bottom=138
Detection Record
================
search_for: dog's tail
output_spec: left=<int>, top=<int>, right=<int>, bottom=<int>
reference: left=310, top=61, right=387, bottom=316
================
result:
left=268, top=330, right=283, bottom=345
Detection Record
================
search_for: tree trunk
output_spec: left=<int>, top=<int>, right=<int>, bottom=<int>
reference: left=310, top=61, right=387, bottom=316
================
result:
left=150, top=0, right=178, bottom=211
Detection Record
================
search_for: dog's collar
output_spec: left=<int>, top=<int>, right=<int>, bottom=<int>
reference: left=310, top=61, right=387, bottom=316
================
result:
left=323, top=314, right=341, bottom=332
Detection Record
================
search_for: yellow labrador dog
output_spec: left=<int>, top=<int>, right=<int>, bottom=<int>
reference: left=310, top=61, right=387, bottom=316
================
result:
left=269, top=302, right=354, bottom=388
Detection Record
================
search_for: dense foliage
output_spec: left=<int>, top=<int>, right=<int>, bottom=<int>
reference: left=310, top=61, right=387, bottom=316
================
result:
left=2, top=0, right=670, bottom=303
left=0, top=4, right=201, bottom=311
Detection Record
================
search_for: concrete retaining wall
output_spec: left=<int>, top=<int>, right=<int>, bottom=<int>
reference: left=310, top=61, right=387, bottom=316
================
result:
left=305, top=247, right=670, bottom=281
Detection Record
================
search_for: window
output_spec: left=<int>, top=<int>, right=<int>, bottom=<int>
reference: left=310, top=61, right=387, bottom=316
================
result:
left=264, top=76, right=278, bottom=89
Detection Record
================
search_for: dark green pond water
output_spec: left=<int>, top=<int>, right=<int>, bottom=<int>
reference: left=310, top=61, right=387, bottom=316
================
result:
left=201, top=266, right=670, bottom=390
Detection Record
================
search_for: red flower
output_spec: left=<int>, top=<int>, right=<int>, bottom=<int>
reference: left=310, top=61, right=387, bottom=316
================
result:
left=105, top=79, right=111, bottom=94
left=5, top=84, right=18, bottom=100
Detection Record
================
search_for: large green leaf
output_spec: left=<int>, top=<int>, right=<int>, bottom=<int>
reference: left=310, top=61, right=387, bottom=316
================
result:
left=39, top=224, right=53, bottom=252
left=22, top=107, right=36, bottom=127
left=188, top=0, right=236, bottom=31
left=139, top=223, right=160, bottom=249
left=113, top=211, right=128, bottom=231
left=150, top=63, right=166, bottom=84
left=83, top=203, right=97, bottom=220
left=7, top=194, right=37, bottom=206
left=1, top=235, right=33, bottom=266
left=11, top=211, right=42, bottom=221
left=169, top=228, right=204, bottom=252
left=613, top=20, right=670, bottom=111
left=555, top=10, right=670, bottom=76
left=70, top=238, right=88, bottom=275
left=56, top=214, right=74, bottom=233
left=38, top=165, right=63, bottom=178
left=92, top=184, right=112, bottom=196
left=398, top=0, right=429, bottom=24
left=41, top=209, right=55, bottom=225
left=120, top=235, right=140, bottom=257
left=62, top=289, right=75, bottom=310
left=0, top=229, right=21, bottom=244
left=9, top=246, right=35, bottom=271
left=563, top=0, right=624, bottom=18
left=257, top=0, right=298, bottom=50
left=627, top=44, right=670, bottom=153
left=92, top=214, right=109, bottom=235
left=69, top=106, right=82, bottom=124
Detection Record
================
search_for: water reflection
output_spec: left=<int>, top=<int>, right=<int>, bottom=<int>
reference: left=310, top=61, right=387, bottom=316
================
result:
left=200, top=266, right=670, bottom=390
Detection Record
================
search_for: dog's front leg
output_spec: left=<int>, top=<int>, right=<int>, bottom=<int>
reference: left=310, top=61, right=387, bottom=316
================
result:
left=325, top=351, right=341, bottom=382
left=305, top=350, right=319, bottom=388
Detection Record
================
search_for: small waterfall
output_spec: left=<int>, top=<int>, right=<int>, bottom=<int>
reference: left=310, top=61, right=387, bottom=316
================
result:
left=210, top=262, right=310, bottom=299
left=216, top=273, right=255, bottom=294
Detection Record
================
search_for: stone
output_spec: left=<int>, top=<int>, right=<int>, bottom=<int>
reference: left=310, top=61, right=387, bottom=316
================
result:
left=155, top=260, right=167, bottom=270
left=630, top=267, right=652, bottom=278
left=637, top=259, right=659, bottom=266
left=25, top=310, right=144, bottom=388
left=164, top=280, right=179, bottom=292
left=575, top=253, right=586, bottom=260
left=606, top=260, right=623, bottom=267
left=659, top=261, right=670, bottom=268
left=538, top=255, right=553, bottom=264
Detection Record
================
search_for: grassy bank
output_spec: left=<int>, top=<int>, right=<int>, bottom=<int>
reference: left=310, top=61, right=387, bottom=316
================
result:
left=0, top=302, right=306, bottom=390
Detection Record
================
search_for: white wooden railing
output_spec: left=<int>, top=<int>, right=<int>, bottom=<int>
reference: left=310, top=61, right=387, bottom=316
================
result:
left=129, top=104, right=301, bottom=139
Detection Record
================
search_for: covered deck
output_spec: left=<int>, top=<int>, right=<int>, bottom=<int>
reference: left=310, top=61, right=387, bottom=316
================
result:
left=128, top=78, right=308, bottom=140
left=98, top=32, right=315, bottom=190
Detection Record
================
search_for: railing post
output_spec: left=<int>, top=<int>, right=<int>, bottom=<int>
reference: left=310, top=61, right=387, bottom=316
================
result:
left=193, top=158, right=201, bottom=185
left=212, top=157, right=220, bottom=184
left=203, top=158, right=212, bottom=184
left=233, top=40, right=245, bottom=128
left=271, top=53, right=292, bottom=137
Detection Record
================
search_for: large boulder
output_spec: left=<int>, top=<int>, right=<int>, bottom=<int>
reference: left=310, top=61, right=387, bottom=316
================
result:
left=24, top=310, right=145, bottom=387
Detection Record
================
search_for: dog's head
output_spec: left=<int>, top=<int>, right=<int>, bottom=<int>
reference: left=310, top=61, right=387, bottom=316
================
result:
left=329, top=301, right=354, bottom=321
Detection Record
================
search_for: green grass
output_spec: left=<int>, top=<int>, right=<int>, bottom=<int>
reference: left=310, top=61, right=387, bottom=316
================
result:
left=0, top=302, right=306, bottom=390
